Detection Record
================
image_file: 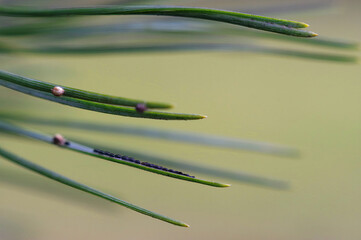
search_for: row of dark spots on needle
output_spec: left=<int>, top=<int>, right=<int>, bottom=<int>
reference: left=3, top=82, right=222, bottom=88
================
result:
left=51, top=134, right=194, bottom=178
left=93, top=149, right=195, bottom=178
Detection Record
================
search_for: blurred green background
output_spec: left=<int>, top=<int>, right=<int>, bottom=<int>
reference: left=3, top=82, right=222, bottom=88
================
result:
left=0, top=0, right=360, bottom=239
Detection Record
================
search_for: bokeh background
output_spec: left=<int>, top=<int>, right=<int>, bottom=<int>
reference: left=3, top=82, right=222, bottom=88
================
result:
left=0, top=0, right=360, bottom=239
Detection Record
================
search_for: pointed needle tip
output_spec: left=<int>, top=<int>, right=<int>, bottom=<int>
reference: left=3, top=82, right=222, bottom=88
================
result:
left=164, top=103, right=175, bottom=109
left=221, top=183, right=231, bottom=187
left=302, top=23, right=310, bottom=28
left=177, top=222, right=190, bottom=227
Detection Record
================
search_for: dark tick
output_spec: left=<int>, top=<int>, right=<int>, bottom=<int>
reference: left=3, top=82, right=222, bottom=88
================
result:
left=52, top=134, right=66, bottom=146
left=135, top=103, right=148, bottom=113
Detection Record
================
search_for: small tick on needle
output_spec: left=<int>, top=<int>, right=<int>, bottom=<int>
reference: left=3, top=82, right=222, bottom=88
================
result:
left=135, top=103, right=148, bottom=113
left=53, top=134, right=66, bottom=146
left=51, top=86, right=65, bottom=96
